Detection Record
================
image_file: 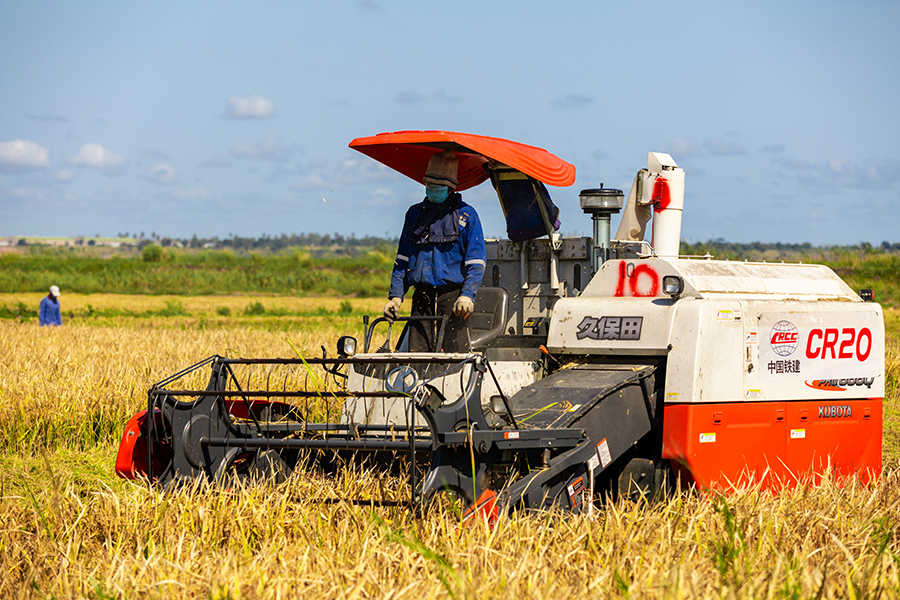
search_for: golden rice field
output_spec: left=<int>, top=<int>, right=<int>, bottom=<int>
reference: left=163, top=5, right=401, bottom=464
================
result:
left=1, top=296, right=899, bottom=599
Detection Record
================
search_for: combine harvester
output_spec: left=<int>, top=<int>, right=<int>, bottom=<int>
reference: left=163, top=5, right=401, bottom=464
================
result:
left=116, top=131, right=884, bottom=515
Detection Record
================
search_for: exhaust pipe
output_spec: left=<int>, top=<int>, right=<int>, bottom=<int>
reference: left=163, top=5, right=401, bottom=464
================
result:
left=614, top=152, right=685, bottom=259
left=647, top=152, right=685, bottom=258
left=580, top=186, right=624, bottom=273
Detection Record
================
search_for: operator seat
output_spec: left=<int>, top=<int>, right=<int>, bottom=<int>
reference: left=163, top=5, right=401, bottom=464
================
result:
left=467, top=286, right=508, bottom=350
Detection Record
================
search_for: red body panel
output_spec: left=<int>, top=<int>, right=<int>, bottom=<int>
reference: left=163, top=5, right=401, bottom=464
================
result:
left=223, top=399, right=293, bottom=420
left=662, top=399, right=882, bottom=490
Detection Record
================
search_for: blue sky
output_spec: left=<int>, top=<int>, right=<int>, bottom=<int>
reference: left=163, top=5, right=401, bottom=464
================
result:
left=1, top=0, right=898, bottom=245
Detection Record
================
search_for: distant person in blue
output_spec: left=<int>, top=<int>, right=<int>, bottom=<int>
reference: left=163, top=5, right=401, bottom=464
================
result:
left=384, top=150, right=486, bottom=352
left=39, top=285, right=63, bottom=326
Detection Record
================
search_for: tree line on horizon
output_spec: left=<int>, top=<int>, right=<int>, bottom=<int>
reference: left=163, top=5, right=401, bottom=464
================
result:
left=680, top=238, right=900, bottom=260
left=128, top=232, right=400, bottom=253
left=13, top=232, right=900, bottom=256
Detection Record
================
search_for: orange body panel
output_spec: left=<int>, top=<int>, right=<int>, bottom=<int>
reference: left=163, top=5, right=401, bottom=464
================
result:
left=349, top=130, right=576, bottom=190
left=114, top=410, right=170, bottom=480
left=114, top=400, right=289, bottom=480
left=460, top=490, right=500, bottom=528
left=662, top=399, right=882, bottom=490
left=784, top=400, right=881, bottom=485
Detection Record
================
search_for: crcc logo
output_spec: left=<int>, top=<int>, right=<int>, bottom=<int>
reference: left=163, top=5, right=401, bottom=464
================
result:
left=770, top=320, right=799, bottom=357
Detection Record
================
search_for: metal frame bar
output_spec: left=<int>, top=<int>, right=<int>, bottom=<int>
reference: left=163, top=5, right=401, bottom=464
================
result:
left=220, top=355, right=469, bottom=366
left=203, top=437, right=433, bottom=451
left=140, top=351, right=601, bottom=514
left=156, top=390, right=410, bottom=398
left=362, top=315, right=448, bottom=353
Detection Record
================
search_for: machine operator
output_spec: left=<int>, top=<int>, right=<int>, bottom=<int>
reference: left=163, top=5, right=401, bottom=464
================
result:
left=383, top=149, right=486, bottom=352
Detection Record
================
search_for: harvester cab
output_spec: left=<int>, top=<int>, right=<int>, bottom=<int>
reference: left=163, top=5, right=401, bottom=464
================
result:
left=116, top=131, right=884, bottom=517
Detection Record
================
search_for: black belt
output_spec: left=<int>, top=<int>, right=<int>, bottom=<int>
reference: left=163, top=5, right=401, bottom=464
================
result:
left=414, top=283, right=462, bottom=294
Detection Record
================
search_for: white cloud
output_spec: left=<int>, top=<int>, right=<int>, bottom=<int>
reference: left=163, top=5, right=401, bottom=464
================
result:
left=776, top=156, right=900, bottom=190
left=68, top=143, right=127, bottom=175
left=288, top=155, right=399, bottom=191
left=552, top=94, right=596, bottom=109
left=230, top=134, right=295, bottom=162
left=54, top=169, right=77, bottom=182
left=147, top=163, right=177, bottom=184
left=432, top=89, right=460, bottom=103
left=225, top=94, right=275, bottom=119
left=290, top=174, right=329, bottom=190
left=264, top=164, right=299, bottom=183
left=0, top=140, right=50, bottom=171
left=660, top=137, right=701, bottom=159
left=660, top=135, right=747, bottom=160
left=8, top=186, right=46, bottom=199
left=396, top=90, right=426, bottom=104
left=703, top=139, right=746, bottom=156
left=395, top=89, right=461, bottom=105
left=333, top=156, right=400, bottom=185
left=364, top=188, right=400, bottom=207
left=197, top=155, right=232, bottom=168
left=26, top=113, right=69, bottom=123
left=140, top=148, right=169, bottom=161
left=172, top=187, right=212, bottom=200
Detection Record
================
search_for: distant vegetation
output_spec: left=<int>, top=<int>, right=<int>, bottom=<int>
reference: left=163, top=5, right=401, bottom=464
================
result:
left=681, top=240, right=900, bottom=307
left=680, top=239, right=900, bottom=261
left=2, top=236, right=898, bottom=305
left=8, top=232, right=399, bottom=256
left=0, top=246, right=394, bottom=297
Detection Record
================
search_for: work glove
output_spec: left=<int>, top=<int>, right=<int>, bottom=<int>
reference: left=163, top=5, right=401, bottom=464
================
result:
left=383, top=297, right=402, bottom=322
left=453, top=295, right=474, bottom=318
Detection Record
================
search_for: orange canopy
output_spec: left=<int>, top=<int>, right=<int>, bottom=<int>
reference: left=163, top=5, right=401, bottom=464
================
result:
left=349, top=130, right=576, bottom=191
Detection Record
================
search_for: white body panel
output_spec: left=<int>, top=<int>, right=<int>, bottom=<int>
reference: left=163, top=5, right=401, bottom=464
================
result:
left=549, top=296, right=674, bottom=355
left=547, top=257, right=885, bottom=403
left=664, top=299, right=884, bottom=403
left=341, top=352, right=540, bottom=427
left=579, top=258, right=858, bottom=301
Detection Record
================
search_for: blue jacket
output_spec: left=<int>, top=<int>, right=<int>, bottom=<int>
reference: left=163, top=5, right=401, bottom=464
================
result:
left=389, top=194, right=486, bottom=299
left=39, top=295, right=62, bottom=326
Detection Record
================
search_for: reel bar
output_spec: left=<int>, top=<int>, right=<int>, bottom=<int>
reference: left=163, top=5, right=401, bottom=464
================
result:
left=220, top=355, right=479, bottom=366
left=203, top=437, right=433, bottom=452
left=230, top=422, right=429, bottom=433
left=154, top=390, right=410, bottom=398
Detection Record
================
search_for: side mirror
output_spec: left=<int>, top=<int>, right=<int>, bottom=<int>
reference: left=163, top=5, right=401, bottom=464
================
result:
left=859, top=289, right=874, bottom=302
